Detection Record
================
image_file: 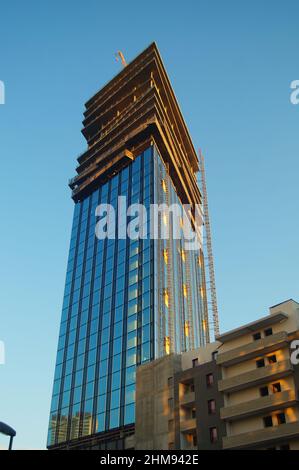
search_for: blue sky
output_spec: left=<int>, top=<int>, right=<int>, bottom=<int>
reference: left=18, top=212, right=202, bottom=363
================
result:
left=0, top=0, right=298, bottom=449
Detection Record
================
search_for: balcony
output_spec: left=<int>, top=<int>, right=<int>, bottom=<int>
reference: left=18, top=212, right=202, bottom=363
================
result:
left=218, top=359, right=293, bottom=393
left=180, top=392, right=195, bottom=407
left=221, top=389, right=297, bottom=421
left=223, top=420, right=299, bottom=449
left=180, top=418, right=196, bottom=434
left=216, top=331, right=288, bottom=367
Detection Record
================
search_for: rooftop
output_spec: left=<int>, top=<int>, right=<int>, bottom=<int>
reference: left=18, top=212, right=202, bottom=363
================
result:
left=216, top=299, right=299, bottom=343
left=69, top=42, right=202, bottom=208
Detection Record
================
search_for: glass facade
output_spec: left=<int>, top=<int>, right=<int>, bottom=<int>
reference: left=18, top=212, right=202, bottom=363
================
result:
left=152, top=147, right=207, bottom=357
left=48, top=145, right=207, bottom=447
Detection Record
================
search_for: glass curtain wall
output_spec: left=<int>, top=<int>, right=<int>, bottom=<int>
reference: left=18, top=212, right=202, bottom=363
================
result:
left=48, top=144, right=207, bottom=447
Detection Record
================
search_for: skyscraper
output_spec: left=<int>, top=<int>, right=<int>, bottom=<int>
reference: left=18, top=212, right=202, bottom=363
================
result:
left=48, top=43, right=210, bottom=450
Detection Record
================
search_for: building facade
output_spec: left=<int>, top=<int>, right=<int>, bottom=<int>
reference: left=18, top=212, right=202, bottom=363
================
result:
left=135, top=299, right=299, bottom=450
left=47, top=43, right=209, bottom=449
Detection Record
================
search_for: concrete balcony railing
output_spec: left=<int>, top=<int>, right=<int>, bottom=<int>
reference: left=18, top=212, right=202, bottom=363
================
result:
left=223, top=420, right=299, bottom=449
left=221, top=389, right=297, bottom=421
left=218, top=359, right=293, bottom=393
left=180, top=391, right=195, bottom=407
left=216, top=331, right=288, bottom=367
left=180, top=418, right=196, bottom=434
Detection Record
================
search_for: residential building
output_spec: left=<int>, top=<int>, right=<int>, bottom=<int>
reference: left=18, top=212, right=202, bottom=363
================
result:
left=135, top=299, right=299, bottom=450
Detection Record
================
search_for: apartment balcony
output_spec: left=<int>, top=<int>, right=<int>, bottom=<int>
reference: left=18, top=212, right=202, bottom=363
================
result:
left=180, top=418, right=196, bottom=434
left=216, top=331, right=288, bottom=367
left=218, top=359, right=293, bottom=393
left=223, top=421, right=299, bottom=449
left=180, top=392, right=195, bottom=407
left=221, top=389, right=297, bottom=421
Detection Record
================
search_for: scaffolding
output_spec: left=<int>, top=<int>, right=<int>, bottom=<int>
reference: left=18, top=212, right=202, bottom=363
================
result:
left=198, top=149, right=220, bottom=338
left=165, top=170, right=175, bottom=353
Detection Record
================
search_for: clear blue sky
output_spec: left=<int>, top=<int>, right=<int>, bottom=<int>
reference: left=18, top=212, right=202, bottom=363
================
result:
left=0, top=0, right=298, bottom=450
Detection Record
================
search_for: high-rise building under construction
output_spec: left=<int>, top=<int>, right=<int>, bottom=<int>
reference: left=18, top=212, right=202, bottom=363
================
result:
left=48, top=43, right=211, bottom=449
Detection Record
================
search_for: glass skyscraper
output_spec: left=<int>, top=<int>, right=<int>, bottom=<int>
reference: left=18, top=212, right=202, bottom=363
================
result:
left=48, top=43, right=210, bottom=449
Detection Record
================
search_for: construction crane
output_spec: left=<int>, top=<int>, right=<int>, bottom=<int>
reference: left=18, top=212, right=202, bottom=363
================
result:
left=115, top=50, right=127, bottom=68
left=198, top=149, right=220, bottom=337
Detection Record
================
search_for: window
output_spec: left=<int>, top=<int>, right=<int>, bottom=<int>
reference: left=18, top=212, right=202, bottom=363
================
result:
left=124, top=403, right=135, bottom=425
left=127, top=331, right=137, bottom=349
left=272, top=382, right=281, bottom=394
left=183, top=283, right=188, bottom=298
left=264, top=328, right=273, bottom=337
left=208, top=399, right=216, bottom=414
left=125, top=384, right=135, bottom=405
left=126, top=348, right=137, bottom=367
left=263, top=416, right=273, bottom=428
left=268, top=354, right=277, bottom=364
left=125, top=366, right=136, bottom=386
left=191, top=408, right=196, bottom=419
left=277, top=413, right=286, bottom=425
left=109, top=408, right=120, bottom=429
left=192, top=358, right=199, bottom=368
left=209, top=427, right=218, bottom=443
left=256, top=358, right=265, bottom=368
left=168, top=377, right=173, bottom=388
left=253, top=332, right=261, bottom=341
left=206, top=373, right=214, bottom=387
left=260, top=386, right=269, bottom=397
left=141, top=342, right=150, bottom=363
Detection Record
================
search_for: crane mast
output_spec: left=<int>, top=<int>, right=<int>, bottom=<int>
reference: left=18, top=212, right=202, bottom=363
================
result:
left=198, top=149, right=220, bottom=337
